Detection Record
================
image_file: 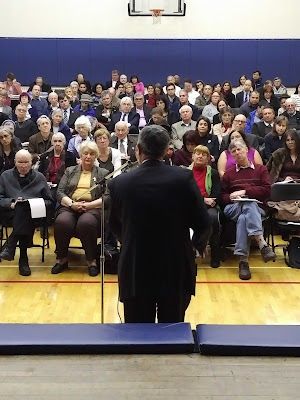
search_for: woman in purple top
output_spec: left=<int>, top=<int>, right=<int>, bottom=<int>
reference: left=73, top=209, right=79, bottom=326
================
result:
left=217, top=130, right=263, bottom=178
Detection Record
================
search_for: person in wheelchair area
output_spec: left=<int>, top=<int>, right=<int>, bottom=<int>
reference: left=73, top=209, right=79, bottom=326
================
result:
left=0, top=150, right=53, bottom=276
left=190, top=145, right=222, bottom=268
left=221, top=140, right=275, bottom=280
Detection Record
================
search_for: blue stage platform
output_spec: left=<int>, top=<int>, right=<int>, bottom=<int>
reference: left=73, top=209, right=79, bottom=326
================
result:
left=0, top=323, right=195, bottom=355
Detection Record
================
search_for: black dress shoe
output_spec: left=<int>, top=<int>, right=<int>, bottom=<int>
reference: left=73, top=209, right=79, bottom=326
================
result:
left=19, top=259, right=31, bottom=276
left=0, top=245, right=16, bottom=261
left=88, top=264, right=100, bottom=277
left=51, top=262, right=68, bottom=274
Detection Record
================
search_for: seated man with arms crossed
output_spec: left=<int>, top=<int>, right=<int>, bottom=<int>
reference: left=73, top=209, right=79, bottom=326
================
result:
left=221, top=140, right=275, bottom=280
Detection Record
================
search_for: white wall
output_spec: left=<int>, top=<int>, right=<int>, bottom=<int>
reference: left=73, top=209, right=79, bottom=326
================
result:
left=2, top=0, right=299, bottom=39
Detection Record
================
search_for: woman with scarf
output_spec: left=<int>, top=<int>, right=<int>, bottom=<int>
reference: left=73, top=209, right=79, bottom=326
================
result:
left=190, top=145, right=221, bottom=268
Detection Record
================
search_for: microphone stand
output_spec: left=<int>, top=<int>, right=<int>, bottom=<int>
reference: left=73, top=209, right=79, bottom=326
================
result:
left=76, top=160, right=137, bottom=323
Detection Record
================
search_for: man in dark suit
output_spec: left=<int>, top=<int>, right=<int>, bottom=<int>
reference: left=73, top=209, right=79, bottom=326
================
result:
left=105, top=69, right=120, bottom=90
left=171, top=89, right=200, bottom=121
left=236, top=79, right=252, bottom=108
left=108, top=125, right=211, bottom=323
left=108, top=97, right=140, bottom=134
left=239, top=91, right=260, bottom=118
left=132, top=93, right=152, bottom=130
left=110, top=121, right=137, bottom=163
left=251, top=107, right=275, bottom=145
left=282, top=99, right=300, bottom=130
left=58, top=94, right=81, bottom=131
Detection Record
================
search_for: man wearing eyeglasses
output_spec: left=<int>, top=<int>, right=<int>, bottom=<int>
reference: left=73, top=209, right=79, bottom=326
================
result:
left=220, top=114, right=259, bottom=153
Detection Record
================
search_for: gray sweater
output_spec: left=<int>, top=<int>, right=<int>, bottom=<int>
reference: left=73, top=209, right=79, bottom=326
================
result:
left=0, top=168, right=53, bottom=209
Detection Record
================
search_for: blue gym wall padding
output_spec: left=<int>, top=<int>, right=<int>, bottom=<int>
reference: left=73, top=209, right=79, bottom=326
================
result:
left=1, top=38, right=299, bottom=87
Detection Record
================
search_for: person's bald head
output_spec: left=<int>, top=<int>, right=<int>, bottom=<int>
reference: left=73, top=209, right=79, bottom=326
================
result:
left=233, top=114, right=247, bottom=132
left=115, top=121, right=129, bottom=140
left=15, top=150, right=32, bottom=175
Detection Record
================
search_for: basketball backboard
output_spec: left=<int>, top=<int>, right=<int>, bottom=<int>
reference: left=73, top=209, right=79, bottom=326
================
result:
left=128, top=0, right=186, bottom=16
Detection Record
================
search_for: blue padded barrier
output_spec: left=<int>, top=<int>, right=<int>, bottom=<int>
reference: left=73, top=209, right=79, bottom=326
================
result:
left=1, top=38, right=300, bottom=87
left=197, top=324, right=300, bottom=356
left=0, top=323, right=195, bottom=355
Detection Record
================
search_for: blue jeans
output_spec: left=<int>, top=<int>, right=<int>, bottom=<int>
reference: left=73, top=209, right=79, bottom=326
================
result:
left=224, top=202, right=265, bottom=256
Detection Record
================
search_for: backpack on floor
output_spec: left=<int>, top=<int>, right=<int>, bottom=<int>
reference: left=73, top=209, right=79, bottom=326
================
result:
left=96, top=244, right=120, bottom=275
left=283, top=237, right=300, bottom=269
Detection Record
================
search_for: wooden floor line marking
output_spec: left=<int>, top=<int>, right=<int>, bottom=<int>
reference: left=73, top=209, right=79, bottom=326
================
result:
left=0, top=280, right=300, bottom=285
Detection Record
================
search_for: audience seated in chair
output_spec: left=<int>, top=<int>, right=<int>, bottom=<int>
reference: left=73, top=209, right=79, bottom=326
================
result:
left=218, top=130, right=262, bottom=178
left=220, top=81, right=236, bottom=108
left=264, top=115, right=288, bottom=161
left=171, top=89, right=200, bottom=122
left=0, top=90, right=12, bottom=119
left=213, top=107, right=235, bottom=145
left=74, top=94, right=96, bottom=118
left=195, top=84, right=212, bottom=109
left=108, top=97, right=140, bottom=134
left=173, top=130, right=199, bottom=167
left=95, top=90, right=119, bottom=130
left=202, top=91, right=221, bottom=123
left=28, top=76, right=52, bottom=94
left=110, top=121, right=137, bottom=163
left=196, top=117, right=220, bottom=164
left=267, top=129, right=300, bottom=222
left=212, top=99, right=229, bottom=125
left=0, top=150, right=53, bottom=276
left=155, top=95, right=178, bottom=126
left=191, top=145, right=222, bottom=267
left=251, top=106, right=276, bottom=147
left=52, top=141, right=109, bottom=277
left=221, top=139, right=275, bottom=280
left=14, top=104, right=38, bottom=145
left=282, top=99, right=300, bottom=130
left=239, top=91, right=260, bottom=118
left=30, top=85, right=49, bottom=118
left=50, top=109, right=72, bottom=144
left=58, top=94, right=81, bottom=132
left=245, top=101, right=265, bottom=133
left=18, top=92, right=38, bottom=122
left=38, top=132, right=76, bottom=200
left=28, top=115, right=53, bottom=165
left=0, top=126, right=22, bottom=176
left=235, top=79, right=253, bottom=108
left=67, top=116, right=94, bottom=160
left=94, top=128, right=122, bottom=176
left=171, top=106, right=197, bottom=150
left=132, top=92, right=152, bottom=130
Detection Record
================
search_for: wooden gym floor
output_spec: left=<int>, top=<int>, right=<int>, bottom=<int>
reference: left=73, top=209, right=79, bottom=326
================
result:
left=0, top=228, right=298, bottom=327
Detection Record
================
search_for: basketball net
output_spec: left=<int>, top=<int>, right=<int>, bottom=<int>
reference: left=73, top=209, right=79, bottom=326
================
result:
left=150, top=9, right=164, bottom=24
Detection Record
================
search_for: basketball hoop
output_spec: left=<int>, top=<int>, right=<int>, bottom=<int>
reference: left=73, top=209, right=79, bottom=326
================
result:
left=150, top=9, right=164, bottom=24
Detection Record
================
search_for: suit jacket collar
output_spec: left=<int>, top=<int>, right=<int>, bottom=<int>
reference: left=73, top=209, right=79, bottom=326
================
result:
left=139, top=159, right=164, bottom=169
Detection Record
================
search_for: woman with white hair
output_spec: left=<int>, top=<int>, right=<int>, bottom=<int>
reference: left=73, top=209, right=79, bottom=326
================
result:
left=50, top=109, right=72, bottom=144
left=67, top=115, right=94, bottom=159
left=53, top=141, right=109, bottom=276
left=70, top=81, right=80, bottom=104
left=38, top=132, right=76, bottom=197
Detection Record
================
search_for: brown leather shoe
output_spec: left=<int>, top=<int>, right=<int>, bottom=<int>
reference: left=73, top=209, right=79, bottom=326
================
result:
left=239, top=261, right=251, bottom=280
